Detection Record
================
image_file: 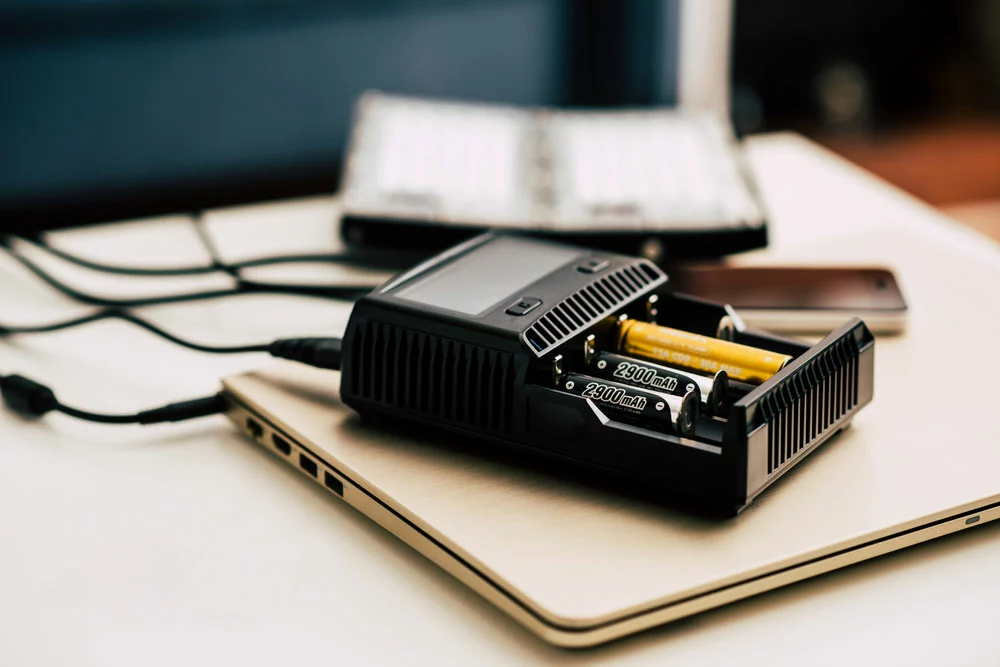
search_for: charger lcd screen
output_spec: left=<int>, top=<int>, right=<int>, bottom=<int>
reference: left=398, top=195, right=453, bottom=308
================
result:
left=394, top=237, right=580, bottom=315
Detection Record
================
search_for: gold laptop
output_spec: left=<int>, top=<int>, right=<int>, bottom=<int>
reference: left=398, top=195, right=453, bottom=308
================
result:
left=222, top=352, right=999, bottom=647
left=222, top=222, right=1000, bottom=647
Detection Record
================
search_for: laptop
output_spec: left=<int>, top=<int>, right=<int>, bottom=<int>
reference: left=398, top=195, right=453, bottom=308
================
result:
left=222, top=355, right=995, bottom=649
left=338, top=93, right=768, bottom=260
left=336, top=2, right=762, bottom=261
left=219, top=224, right=1000, bottom=647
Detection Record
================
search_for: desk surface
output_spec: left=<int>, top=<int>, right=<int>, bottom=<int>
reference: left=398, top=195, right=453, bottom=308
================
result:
left=2, top=134, right=999, bottom=666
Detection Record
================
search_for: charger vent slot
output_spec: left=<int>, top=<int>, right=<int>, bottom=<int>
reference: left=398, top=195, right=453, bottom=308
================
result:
left=764, top=337, right=859, bottom=474
left=525, top=262, right=665, bottom=355
left=349, top=320, right=515, bottom=434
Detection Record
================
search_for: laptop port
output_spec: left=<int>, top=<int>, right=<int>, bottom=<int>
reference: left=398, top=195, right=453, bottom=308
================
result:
left=299, top=453, right=318, bottom=477
left=272, top=433, right=292, bottom=455
left=246, top=417, right=263, bottom=439
left=324, top=471, right=344, bottom=496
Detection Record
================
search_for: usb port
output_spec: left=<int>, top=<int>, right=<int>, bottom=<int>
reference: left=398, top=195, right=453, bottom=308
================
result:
left=246, top=417, right=263, bottom=439
left=272, top=433, right=291, bottom=455
left=299, top=453, right=318, bottom=477
left=324, top=471, right=344, bottom=496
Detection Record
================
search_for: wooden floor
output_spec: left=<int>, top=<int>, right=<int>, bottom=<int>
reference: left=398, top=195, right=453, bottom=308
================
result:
left=817, top=120, right=1000, bottom=244
left=942, top=200, right=1000, bottom=243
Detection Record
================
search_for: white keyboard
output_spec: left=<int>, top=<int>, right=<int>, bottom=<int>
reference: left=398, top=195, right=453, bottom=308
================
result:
left=342, top=92, right=764, bottom=232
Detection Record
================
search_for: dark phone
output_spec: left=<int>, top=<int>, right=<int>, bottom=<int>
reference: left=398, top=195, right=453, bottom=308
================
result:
left=668, top=265, right=908, bottom=333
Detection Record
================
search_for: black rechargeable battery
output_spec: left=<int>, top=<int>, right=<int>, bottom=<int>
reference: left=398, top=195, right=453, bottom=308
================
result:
left=585, top=345, right=729, bottom=415
left=559, top=372, right=698, bottom=437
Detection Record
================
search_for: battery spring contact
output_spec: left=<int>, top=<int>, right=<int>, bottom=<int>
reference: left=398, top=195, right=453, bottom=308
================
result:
left=716, top=315, right=736, bottom=341
left=552, top=354, right=566, bottom=387
left=583, top=335, right=597, bottom=366
left=646, top=294, right=660, bottom=324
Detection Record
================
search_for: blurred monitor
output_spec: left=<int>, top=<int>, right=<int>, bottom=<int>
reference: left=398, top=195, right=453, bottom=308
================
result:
left=0, top=0, right=731, bottom=232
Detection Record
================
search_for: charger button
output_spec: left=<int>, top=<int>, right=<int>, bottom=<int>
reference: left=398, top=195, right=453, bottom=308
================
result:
left=577, top=258, right=609, bottom=274
left=505, top=297, right=542, bottom=316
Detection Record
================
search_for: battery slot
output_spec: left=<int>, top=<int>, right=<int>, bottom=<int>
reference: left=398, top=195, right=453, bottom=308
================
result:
left=538, top=295, right=814, bottom=446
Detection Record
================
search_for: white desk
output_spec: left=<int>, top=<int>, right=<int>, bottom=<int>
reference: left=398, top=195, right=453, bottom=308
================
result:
left=2, top=134, right=999, bottom=666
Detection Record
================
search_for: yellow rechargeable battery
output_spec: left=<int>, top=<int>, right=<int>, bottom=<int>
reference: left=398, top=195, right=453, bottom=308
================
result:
left=616, top=319, right=792, bottom=384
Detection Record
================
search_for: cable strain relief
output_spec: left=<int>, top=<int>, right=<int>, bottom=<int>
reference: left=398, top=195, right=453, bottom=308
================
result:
left=267, top=337, right=343, bottom=371
left=137, top=394, right=228, bottom=425
left=1, top=374, right=59, bottom=418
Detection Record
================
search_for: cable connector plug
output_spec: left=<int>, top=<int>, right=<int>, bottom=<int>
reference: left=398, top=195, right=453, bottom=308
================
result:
left=267, top=337, right=343, bottom=371
left=136, top=395, right=229, bottom=424
left=1, top=374, right=58, bottom=418
left=2, top=372, right=227, bottom=425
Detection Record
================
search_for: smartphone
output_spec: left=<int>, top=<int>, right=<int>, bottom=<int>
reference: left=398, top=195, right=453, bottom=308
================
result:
left=668, top=265, right=908, bottom=334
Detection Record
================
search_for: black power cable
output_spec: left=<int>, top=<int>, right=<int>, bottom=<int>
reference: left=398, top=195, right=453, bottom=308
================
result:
left=22, top=235, right=374, bottom=276
left=190, top=211, right=238, bottom=277
left=0, top=302, right=344, bottom=369
left=0, top=308, right=270, bottom=355
left=13, top=210, right=415, bottom=278
left=0, top=373, right=228, bottom=424
left=24, top=237, right=219, bottom=276
left=0, top=241, right=376, bottom=307
left=1, top=337, right=342, bottom=425
left=0, top=210, right=365, bottom=426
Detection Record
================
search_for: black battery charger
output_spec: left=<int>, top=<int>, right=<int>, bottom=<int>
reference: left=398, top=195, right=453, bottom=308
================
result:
left=339, top=233, right=874, bottom=514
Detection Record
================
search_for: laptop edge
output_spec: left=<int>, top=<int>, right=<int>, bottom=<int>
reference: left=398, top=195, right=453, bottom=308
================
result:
left=221, top=375, right=1000, bottom=648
